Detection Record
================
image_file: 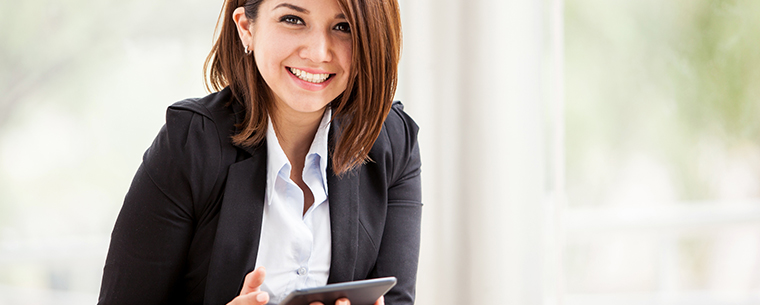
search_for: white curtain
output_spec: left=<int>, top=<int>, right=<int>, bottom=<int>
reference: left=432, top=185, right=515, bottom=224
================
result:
left=395, top=0, right=565, bottom=304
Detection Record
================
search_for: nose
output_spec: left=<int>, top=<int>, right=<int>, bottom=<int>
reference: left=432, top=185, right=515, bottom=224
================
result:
left=300, top=29, right=333, bottom=63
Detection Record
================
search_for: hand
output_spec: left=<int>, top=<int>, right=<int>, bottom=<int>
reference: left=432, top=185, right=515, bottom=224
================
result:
left=227, top=267, right=270, bottom=305
left=309, top=295, right=384, bottom=305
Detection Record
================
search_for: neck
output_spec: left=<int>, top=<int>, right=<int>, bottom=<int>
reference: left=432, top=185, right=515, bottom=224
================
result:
left=271, top=106, right=326, bottom=165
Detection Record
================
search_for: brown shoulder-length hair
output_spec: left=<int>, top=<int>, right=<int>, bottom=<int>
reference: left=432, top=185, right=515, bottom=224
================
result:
left=204, top=0, right=402, bottom=175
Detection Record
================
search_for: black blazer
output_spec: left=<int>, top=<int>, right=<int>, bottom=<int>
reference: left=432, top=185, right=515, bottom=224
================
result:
left=98, top=88, right=422, bottom=305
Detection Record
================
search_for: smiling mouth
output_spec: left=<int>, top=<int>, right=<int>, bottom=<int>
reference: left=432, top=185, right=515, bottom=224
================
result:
left=288, top=67, right=334, bottom=84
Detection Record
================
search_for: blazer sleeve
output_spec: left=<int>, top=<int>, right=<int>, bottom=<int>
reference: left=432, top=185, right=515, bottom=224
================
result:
left=98, top=104, right=222, bottom=304
left=370, top=103, right=423, bottom=305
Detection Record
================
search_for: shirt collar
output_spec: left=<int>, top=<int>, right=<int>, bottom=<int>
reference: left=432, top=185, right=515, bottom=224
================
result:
left=265, top=109, right=332, bottom=205
left=308, top=108, right=331, bottom=193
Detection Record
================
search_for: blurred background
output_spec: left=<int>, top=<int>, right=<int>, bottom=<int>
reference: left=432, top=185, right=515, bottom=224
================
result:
left=1, top=0, right=759, bottom=304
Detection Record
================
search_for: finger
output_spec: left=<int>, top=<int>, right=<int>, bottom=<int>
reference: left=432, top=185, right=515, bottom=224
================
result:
left=228, top=291, right=270, bottom=305
left=335, top=298, right=350, bottom=305
left=309, top=302, right=324, bottom=305
left=239, top=266, right=267, bottom=296
left=373, top=295, right=385, bottom=305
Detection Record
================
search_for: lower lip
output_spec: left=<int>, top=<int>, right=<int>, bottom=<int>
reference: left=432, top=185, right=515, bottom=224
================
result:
left=287, top=68, right=334, bottom=91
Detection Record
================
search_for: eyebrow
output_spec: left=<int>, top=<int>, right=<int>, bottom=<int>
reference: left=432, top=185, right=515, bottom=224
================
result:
left=273, top=3, right=347, bottom=19
left=273, top=3, right=309, bottom=14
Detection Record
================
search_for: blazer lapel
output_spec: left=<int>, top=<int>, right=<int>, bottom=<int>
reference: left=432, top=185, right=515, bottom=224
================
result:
left=203, top=112, right=359, bottom=303
left=204, top=144, right=267, bottom=304
left=326, top=122, right=360, bottom=283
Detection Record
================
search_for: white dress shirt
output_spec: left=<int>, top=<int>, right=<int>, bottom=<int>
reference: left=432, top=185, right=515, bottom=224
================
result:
left=255, top=109, right=332, bottom=304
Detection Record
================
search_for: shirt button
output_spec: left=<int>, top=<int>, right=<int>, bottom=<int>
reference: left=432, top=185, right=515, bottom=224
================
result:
left=296, top=267, right=307, bottom=276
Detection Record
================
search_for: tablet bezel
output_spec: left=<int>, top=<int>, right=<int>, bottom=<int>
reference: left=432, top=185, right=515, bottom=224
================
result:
left=278, top=276, right=397, bottom=305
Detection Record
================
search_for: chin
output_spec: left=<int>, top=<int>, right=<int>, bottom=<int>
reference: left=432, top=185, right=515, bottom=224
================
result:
left=289, top=96, right=336, bottom=113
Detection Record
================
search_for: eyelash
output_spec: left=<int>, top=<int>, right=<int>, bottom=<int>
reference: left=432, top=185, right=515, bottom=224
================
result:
left=334, top=22, right=351, bottom=34
left=279, top=15, right=351, bottom=34
left=280, top=15, right=304, bottom=25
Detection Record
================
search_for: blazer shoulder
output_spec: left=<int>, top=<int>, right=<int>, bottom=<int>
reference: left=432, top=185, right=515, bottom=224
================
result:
left=381, top=101, right=420, bottom=151
left=141, top=88, right=238, bottom=214
left=371, top=101, right=421, bottom=184
left=168, top=87, right=237, bottom=126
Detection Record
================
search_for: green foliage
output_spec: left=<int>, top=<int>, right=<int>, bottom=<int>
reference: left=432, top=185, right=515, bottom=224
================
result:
left=566, top=0, right=760, bottom=206
left=675, top=0, right=760, bottom=141
left=0, top=0, right=219, bottom=126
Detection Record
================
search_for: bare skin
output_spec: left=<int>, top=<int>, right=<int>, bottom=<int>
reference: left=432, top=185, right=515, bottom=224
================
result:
left=270, top=104, right=322, bottom=215
left=227, top=267, right=270, bottom=305
left=227, top=1, right=383, bottom=304
left=228, top=267, right=385, bottom=305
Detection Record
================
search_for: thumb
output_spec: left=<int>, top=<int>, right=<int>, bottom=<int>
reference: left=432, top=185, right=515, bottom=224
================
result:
left=240, top=266, right=267, bottom=296
left=374, top=295, right=385, bottom=305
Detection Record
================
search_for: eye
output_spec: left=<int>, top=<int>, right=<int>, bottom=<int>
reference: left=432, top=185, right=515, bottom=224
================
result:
left=334, top=22, right=351, bottom=33
left=280, top=15, right=304, bottom=25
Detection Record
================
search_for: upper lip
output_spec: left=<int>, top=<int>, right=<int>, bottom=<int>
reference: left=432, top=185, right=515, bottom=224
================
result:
left=288, top=66, right=334, bottom=75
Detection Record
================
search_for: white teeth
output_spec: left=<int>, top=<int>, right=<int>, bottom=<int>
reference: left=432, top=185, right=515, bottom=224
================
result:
left=289, top=67, right=330, bottom=84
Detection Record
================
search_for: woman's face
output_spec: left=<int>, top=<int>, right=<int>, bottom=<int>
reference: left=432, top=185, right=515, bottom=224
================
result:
left=250, top=0, right=352, bottom=115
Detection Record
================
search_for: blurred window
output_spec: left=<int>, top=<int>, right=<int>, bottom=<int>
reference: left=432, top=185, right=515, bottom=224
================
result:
left=565, top=0, right=760, bottom=303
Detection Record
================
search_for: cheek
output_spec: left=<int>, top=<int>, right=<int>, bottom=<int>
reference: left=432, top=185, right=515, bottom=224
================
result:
left=253, top=31, right=295, bottom=72
left=339, top=41, right=353, bottom=75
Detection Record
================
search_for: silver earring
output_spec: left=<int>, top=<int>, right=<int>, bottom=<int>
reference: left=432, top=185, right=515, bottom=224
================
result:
left=244, top=45, right=251, bottom=55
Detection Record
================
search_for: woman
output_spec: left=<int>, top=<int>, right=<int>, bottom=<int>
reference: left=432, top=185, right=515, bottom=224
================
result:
left=98, top=0, right=421, bottom=304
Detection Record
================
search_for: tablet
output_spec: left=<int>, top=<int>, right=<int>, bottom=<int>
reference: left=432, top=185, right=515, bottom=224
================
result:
left=279, top=277, right=396, bottom=305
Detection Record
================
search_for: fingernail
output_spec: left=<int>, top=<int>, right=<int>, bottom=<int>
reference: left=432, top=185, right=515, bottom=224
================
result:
left=256, top=292, right=268, bottom=302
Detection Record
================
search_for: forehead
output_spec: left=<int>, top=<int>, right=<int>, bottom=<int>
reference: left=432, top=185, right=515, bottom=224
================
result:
left=261, top=0, right=345, bottom=15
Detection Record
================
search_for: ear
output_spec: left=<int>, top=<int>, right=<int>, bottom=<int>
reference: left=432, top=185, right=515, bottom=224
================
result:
left=232, top=7, right=254, bottom=50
